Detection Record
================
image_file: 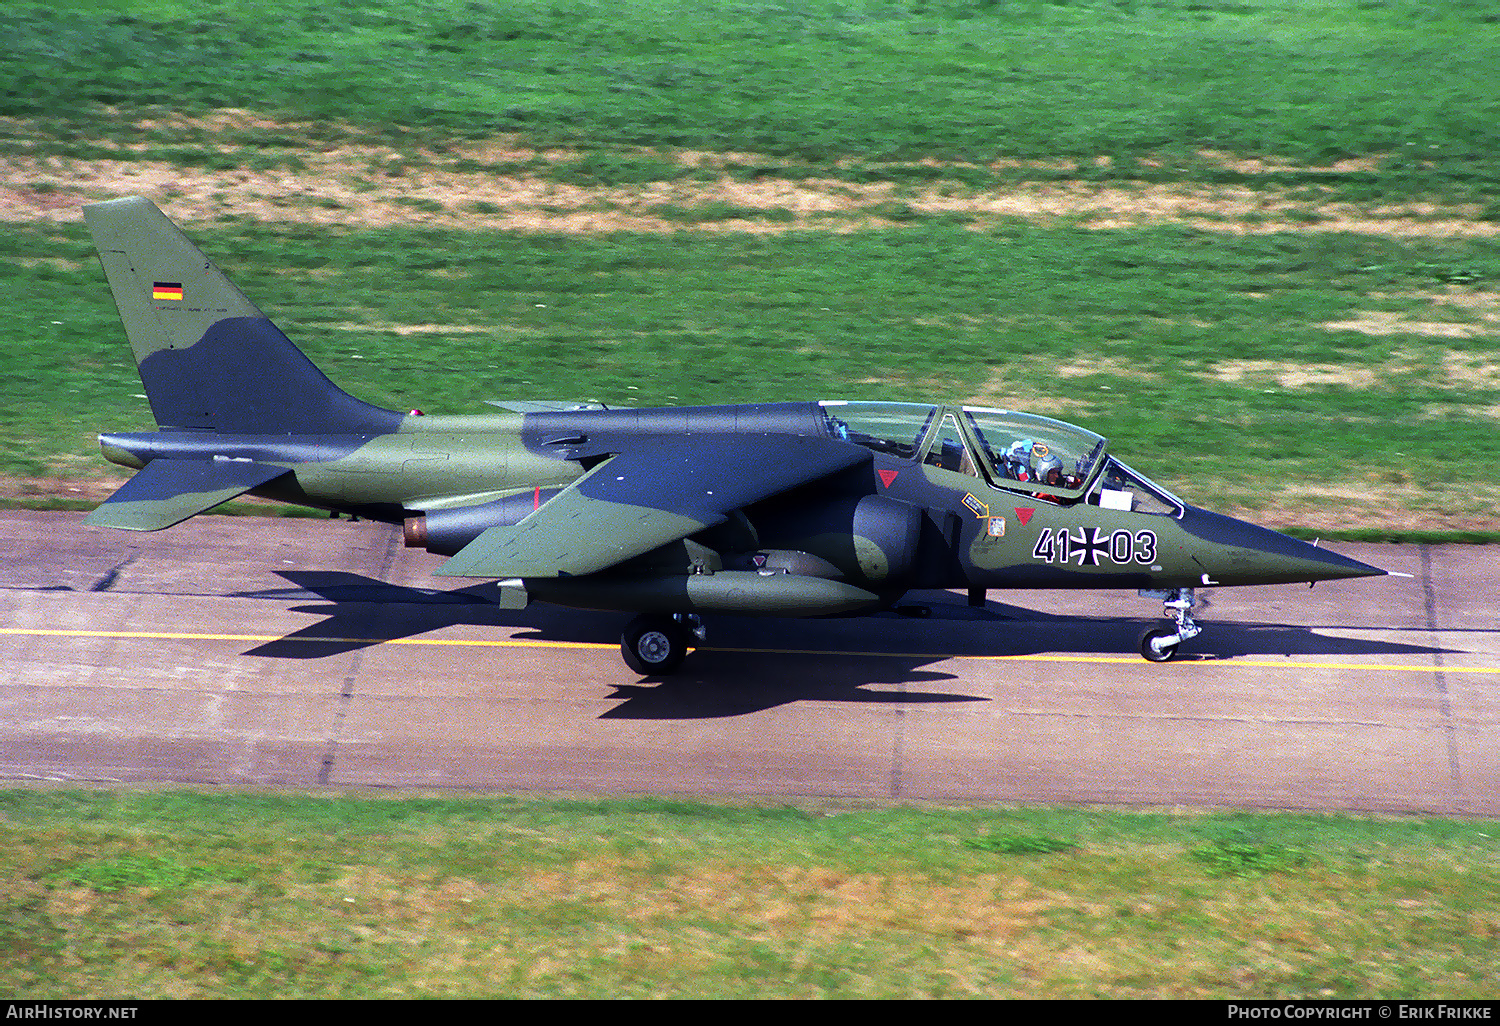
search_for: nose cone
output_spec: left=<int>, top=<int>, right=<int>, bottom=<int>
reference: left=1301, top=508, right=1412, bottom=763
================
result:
left=1178, top=507, right=1387, bottom=586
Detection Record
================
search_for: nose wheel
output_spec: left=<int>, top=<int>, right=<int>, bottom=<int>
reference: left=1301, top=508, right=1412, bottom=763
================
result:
left=1138, top=588, right=1201, bottom=662
left=619, top=613, right=704, bottom=675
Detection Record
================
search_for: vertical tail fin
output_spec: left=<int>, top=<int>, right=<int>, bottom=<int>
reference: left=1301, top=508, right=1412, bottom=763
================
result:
left=84, top=197, right=402, bottom=435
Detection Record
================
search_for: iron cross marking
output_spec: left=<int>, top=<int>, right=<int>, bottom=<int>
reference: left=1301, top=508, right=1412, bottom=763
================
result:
left=1069, top=526, right=1110, bottom=566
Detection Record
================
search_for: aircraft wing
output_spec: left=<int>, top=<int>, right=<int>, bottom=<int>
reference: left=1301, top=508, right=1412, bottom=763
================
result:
left=434, top=434, right=869, bottom=578
left=84, top=458, right=289, bottom=531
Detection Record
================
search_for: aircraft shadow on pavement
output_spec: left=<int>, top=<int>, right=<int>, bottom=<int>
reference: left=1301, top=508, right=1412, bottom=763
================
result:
left=234, top=572, right=576, bottom=659
left=597, top=651, right=983, bottom=719
left=232, top=572, right=1456, bottom=703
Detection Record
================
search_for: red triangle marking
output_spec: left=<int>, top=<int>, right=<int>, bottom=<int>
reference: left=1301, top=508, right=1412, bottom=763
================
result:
left=1014, top=507, right=1034, bottom=526
left=877, top=468, right=899, bottom=488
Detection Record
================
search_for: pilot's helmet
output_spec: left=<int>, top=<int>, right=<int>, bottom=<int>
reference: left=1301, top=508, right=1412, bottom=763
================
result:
left=1035, top=453, right=1064, bottom=488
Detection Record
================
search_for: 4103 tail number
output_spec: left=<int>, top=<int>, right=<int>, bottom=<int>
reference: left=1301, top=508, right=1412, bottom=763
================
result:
left=1032, top=527, right=1157, bottom=567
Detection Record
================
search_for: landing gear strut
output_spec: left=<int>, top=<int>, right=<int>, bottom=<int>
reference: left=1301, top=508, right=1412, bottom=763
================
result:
left=1138, top=587, right=1201, bottom=662
left=619, top=613, right=704, bottom=675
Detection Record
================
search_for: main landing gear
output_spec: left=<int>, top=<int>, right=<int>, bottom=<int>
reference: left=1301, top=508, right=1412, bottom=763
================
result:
left=1138, top=587, right=1201, bottom=662
left=620, top=613, right=706, bottom=675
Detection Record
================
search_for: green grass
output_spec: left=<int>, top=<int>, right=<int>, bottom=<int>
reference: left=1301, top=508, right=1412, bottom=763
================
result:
left=6, top=219, right=1496, bottom=525
left=2, top=790, right=1496, bottom=998
left=6, top=1, right=1500, bottom=182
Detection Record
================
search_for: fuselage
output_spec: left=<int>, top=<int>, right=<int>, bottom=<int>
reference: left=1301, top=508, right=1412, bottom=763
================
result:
left=100, top=399, right=1383, bottom=605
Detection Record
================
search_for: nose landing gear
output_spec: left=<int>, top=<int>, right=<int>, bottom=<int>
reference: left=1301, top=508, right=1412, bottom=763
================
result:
left=1138, top=587, right=1201, bottom=662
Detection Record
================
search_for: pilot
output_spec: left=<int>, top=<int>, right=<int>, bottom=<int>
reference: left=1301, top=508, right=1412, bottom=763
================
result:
left=1032, top=453, right=1082, bottom=502
left=1035, top=453, right=1064, bottom=488
left=1032, top=453, right=1063, bottom=500
left=1005, top=439, right=1035, bottom=482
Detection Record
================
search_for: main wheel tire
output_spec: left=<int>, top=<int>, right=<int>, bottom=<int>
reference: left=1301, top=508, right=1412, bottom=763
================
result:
left=1139, top=627, right=1180, bottom=663
left=620, top=614, right=689, bottom=676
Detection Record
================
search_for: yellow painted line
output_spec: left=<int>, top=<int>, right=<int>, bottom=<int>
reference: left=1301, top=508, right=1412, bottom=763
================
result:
left=5, top=628, right=284, bottom=642
left=4, top=626, right=1498, bottom=674
left=705, top=646, right=1500, bottom=674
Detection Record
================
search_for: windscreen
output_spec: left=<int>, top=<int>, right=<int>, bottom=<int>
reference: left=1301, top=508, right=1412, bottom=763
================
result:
left=1092, top=458, right=1184, bottom=516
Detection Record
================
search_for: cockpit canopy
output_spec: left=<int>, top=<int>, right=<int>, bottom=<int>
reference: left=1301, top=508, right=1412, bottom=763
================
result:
left=820, top=400, right=1182, bottom=515
left=820, top=401, right=937, bottom=460
left=959, top=406, right=1104, bottom=498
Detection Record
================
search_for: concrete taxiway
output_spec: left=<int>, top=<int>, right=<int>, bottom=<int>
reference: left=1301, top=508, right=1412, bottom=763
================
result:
left=2, top=510, right=1496, bottom=814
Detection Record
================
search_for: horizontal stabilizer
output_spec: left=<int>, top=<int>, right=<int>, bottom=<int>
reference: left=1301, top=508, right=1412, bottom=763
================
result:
left=85, top=458, right=289, bottom=531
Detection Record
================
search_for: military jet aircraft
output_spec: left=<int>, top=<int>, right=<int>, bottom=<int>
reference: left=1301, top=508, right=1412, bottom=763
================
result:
left=81, top=196, right=1387, bottom=673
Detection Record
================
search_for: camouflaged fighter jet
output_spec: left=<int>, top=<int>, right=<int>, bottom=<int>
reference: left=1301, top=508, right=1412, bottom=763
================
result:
left=83, top=196, right=1388, bottom=673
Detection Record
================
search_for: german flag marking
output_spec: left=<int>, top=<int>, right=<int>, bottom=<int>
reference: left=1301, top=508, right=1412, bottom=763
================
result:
left=152, top=282, right=184, bottom=301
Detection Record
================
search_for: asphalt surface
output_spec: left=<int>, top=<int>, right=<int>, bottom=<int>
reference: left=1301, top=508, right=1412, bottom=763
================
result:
left=2, top=509, right=1496, bottom=814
